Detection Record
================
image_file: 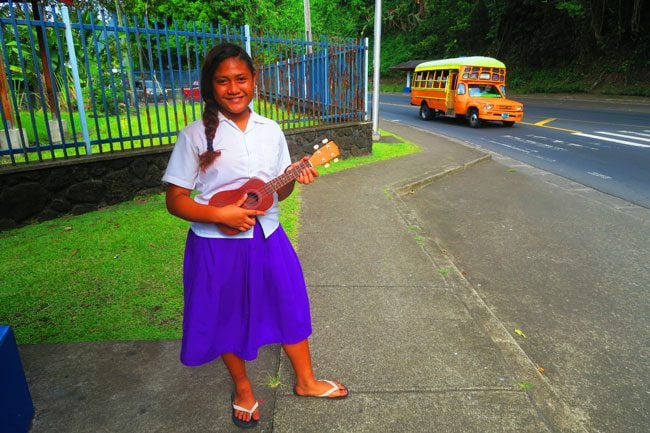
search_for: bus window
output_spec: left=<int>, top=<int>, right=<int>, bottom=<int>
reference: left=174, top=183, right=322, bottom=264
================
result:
left=483, top=85, right=501, bottom=97
left=457, top=83, right=466, bottom=95
left=469, top=84, right=502, bottom=98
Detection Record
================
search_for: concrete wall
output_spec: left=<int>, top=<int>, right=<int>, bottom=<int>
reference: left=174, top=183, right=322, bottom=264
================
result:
left=0, top=122, right=372, bottom=231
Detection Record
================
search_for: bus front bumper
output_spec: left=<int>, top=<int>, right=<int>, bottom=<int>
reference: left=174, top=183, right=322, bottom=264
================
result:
left=482, top=111, right=524, bottom=122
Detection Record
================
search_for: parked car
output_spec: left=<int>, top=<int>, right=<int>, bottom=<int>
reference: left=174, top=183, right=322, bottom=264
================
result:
left=182, top=81, right=201, bottom=102
left=135, top=79, right=169, bottom=102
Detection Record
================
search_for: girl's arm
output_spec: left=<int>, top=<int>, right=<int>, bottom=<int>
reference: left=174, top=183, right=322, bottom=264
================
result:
left=166, top=184, right=264, bottom=232
left=277, top=157, right=319, bottom=201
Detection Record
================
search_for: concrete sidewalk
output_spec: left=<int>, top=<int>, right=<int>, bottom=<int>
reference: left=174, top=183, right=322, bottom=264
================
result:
left=18, top=121, right=581, bottom=432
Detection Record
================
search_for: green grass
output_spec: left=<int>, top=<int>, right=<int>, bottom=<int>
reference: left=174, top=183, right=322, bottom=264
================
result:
left=0, top=132, right=419, bottom=344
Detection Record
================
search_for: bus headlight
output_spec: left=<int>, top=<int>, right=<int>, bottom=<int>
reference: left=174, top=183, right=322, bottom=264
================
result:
left=516, top=105, right=523, bottom=111
left=482, top=103, right=494, bottom=110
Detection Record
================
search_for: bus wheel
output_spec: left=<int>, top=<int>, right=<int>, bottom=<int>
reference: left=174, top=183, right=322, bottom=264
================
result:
left=502, top=121, right=515, bottom=127
left=468, top=108, right=482, bottom=128
left=419, top=103, right=435, bottom=120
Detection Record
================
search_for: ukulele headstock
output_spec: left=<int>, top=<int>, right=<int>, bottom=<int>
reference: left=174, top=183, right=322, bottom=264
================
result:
left=310, top=138, right=340, bottom=168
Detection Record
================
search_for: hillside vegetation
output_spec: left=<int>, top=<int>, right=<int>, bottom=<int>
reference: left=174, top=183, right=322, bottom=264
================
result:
left=376, top=0, right=649, bottom=96
left=91, top=0, right=649, bottom=96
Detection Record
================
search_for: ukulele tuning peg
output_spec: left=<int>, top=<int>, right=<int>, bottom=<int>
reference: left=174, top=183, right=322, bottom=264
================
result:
left=322, top=138, right=329, bottom=144
left=333, top=158, right=339, bottom=163
left=324, top=163, right=330, bottom=168
left=313, top=144, right=319, bottom=150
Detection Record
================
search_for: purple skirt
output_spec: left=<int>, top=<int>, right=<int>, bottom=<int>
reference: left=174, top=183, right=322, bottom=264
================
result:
left=180, top=223, right=312, bottom=366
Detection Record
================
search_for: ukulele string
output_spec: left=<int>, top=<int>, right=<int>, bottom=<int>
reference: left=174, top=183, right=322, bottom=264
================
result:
left=240, top=141, right=337, bottom=211
left=241, top=162, right=311, bottom=209
left=263, top=161, right=311, bottom=195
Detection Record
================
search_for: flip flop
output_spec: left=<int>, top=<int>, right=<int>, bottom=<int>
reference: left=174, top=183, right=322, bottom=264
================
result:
left=231, top=393, right=259, bottom=429
left=293, top=379, right=349, bottom=399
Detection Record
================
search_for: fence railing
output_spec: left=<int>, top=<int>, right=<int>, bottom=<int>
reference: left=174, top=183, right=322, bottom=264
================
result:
left=0, top=1, right=368, bottom=166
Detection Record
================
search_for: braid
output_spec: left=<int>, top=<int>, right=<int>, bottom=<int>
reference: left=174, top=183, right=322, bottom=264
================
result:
left=199, top=103, right=221, bottom=172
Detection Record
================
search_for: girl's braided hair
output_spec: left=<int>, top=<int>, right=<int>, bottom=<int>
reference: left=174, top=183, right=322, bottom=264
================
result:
left=198, top=43, right=256, bottom=172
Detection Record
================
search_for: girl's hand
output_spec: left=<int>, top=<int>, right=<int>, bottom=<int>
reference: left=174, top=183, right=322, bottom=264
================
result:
left=293, top=156, right=319, bottom=185
left=166, top=185, right=263, bottom=232
left=218, top=194, right=265, bottom=232
left=277, top=157, right=319, bottom=201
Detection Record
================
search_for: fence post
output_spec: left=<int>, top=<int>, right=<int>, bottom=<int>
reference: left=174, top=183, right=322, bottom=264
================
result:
left=62, top=6, right=91, bottom=155
left=364, top=37, right=369, bottom=122
left=0, top=59, right=14, bottom=129
left=244, top=24, right=254, bottom=112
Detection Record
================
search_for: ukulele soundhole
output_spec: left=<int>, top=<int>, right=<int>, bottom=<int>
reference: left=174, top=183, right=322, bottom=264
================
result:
left=246, top=192, right=260, bottom=207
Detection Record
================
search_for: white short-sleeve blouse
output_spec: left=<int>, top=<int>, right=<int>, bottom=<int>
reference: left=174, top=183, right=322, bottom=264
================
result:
left=162, top=111, right=292, bottom=239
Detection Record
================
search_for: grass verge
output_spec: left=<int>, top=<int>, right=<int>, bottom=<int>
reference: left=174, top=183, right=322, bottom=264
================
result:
left=0, top=131, right=419, bottom=344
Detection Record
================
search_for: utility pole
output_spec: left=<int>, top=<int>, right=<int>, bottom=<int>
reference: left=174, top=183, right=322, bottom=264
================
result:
left=304, top=0, right=313, bottom=54
left=372, top=0, right=382, bottom=140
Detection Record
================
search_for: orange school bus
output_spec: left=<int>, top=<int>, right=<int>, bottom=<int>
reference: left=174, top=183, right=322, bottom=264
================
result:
left=411, top=56, right=524, bottom=127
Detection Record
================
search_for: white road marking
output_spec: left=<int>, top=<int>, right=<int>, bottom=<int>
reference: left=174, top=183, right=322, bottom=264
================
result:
left=587, top=171, right=613, bottom=180
left=619, top=130, right=650, bottom=138
left=489, top=139, right=556, bottom=162
left=573, top=132, right=650, bottom=148
left=596, top=131, right=650, bottom=142
left=488, top=140, right=534, bottom=154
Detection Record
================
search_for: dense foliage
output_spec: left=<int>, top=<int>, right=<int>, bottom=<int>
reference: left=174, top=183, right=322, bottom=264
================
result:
left=376, top=0, right=649, bottom=95
left=70, top=0, right=648, bottom=95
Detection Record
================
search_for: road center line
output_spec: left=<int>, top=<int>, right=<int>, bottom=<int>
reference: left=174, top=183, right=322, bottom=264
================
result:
left=523, top=121, right=579, bottom=133
left=535, top=117, right=557, bottom=126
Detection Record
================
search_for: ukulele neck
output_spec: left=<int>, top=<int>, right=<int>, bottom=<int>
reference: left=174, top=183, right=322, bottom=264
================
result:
left=265, top=160, right=312, bottom=194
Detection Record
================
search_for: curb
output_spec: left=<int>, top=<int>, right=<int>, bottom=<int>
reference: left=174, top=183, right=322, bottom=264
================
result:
left=392, top=153, right=492, bottom=197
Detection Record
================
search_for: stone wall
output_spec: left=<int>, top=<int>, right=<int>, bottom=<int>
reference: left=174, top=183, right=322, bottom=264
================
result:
left=0, top=122, right=372, bottom=231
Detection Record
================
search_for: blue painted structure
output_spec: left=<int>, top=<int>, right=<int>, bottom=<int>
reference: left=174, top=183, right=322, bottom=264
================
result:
left=0, top=325, right=34, bottom=433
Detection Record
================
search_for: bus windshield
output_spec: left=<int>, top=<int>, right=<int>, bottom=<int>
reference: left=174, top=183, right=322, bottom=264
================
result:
left=468, top=84, right=502, bottom=98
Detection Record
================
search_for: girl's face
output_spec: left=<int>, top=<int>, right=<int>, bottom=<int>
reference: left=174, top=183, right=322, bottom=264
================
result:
left=212, top=57, right=256, bottom=127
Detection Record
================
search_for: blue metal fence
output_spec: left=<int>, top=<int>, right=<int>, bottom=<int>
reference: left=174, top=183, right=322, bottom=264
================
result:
left=0, top=1, right=368, bottom=166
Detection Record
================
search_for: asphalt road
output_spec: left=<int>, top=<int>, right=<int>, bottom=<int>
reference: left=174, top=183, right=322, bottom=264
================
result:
left=382, top=94, right=650, bottom=432
left=378, top=93, right=650, bottom=208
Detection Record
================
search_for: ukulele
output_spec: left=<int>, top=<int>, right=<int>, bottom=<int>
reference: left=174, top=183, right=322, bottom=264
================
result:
left=209, top=139, right=340, bottom=235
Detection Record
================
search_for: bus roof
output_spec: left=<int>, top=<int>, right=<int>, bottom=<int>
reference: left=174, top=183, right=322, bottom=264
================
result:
left=415, top=56, right=506, bottom=71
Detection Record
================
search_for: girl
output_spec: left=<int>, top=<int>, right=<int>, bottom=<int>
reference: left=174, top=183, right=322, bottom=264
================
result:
left=162, top=43, right=348, bottom=429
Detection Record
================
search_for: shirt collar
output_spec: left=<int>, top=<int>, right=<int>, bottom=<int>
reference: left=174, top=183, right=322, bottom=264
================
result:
left=217, top=109, right=270, bottom=131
